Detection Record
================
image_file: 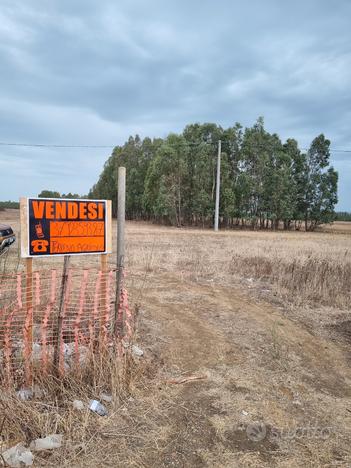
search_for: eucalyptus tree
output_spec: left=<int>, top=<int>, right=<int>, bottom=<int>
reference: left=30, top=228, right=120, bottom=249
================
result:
left=144, top=134, right=189, bottom=226
left=89, top=121, right=338, bottom=230
left=303, top=134, right=338, bottom=230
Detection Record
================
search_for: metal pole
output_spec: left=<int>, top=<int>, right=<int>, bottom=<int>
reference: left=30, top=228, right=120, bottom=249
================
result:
left=214, top=140, right=221, bottom=231
left=113, top=166, right=126, bottom=336
left=53, top=255, right=70, bottom=375
left=25, top=257, right=33, bottom=386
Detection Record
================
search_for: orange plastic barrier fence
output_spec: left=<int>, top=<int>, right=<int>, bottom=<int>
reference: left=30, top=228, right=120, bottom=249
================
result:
left=0, top=267, right=133, bottom=387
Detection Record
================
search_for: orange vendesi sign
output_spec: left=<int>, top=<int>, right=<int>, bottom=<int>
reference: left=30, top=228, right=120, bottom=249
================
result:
left=20, top=198, right=112, bottom=257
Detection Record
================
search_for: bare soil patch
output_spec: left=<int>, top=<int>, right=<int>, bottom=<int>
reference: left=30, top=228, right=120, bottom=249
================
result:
left=330, top=320, right=351, bottom=345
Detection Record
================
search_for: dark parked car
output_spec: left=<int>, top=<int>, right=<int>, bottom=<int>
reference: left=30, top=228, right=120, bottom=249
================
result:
left=0, top=224, right=16, bottom=251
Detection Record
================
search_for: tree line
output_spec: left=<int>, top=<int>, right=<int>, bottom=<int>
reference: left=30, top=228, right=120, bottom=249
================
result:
left=89, top=118, right=338, bottom=231
left=37, top=190, right=84, bottom=199
left=335, top=212, right=351, bottom=222
left=0, top=201, right=20, bottom=210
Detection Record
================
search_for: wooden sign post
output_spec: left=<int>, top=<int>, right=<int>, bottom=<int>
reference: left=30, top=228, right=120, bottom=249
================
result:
left=114, top=167, right=126, bottom=336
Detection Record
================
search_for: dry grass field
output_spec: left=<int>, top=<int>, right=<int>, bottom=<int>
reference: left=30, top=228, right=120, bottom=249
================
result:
left=1, top=208, right=351, bottom=467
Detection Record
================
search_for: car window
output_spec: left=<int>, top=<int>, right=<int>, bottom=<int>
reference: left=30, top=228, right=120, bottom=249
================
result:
left=0, top=228, right=13, bottom=236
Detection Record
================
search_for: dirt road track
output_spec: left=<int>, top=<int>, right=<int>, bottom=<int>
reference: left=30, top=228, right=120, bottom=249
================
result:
left=133, top=273, right=351, bottom=467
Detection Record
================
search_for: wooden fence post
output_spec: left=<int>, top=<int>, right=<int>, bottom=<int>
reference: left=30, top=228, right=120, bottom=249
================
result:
left=100, top=253, right=108, bottom=341
left=113, top=166, right=126, bottom=336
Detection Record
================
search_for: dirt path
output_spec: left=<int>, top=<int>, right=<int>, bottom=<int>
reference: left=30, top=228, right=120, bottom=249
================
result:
left=131, top=273, right=351, bottom=467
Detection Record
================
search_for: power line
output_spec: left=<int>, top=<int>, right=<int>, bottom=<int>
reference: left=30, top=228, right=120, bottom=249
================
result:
left=0, top=142, right=114, bottom=148
left=0, top=140, right=351, bottom=152
left=0, top=140, right=216, bottom=149
left=325, top=149, right=351, bottom=153
left=220, top=143, right=351, bottom=154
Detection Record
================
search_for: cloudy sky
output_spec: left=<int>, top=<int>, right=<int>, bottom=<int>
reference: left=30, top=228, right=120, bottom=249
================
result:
left=0, top=0, right=350, bottom=210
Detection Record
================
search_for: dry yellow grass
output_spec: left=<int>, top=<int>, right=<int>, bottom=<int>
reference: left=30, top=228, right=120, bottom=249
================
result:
left=124, top=221, right=351, bottom=308
left=2, top=208, right=350, bottom=310
left=1, top=209, right=351, bottom=467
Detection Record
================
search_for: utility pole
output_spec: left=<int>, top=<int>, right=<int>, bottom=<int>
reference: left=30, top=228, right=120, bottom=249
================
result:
left=214, top=140, right=221, bottom=231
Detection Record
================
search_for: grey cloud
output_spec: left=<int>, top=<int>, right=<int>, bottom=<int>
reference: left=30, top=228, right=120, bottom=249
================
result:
left=0, top=0, right=350, bottom=209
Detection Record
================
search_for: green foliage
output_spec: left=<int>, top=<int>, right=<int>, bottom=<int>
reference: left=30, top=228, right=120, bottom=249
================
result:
left=299, top=135, right=338, bottom=230
left=0, top=200, right=20, bottom=210
left=89, top=119, right=339, bottom=230
left=61, top=192, right=82, bottom=199
left=335, top=212, right=351, bottom=221
left=38, top=191, right=85, bottom=200
left=38, top=190, right=61, bottom=198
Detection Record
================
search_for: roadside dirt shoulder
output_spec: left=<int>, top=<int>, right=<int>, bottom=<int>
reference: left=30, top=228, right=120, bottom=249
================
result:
left=133, top=273, right=351, bottom=467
